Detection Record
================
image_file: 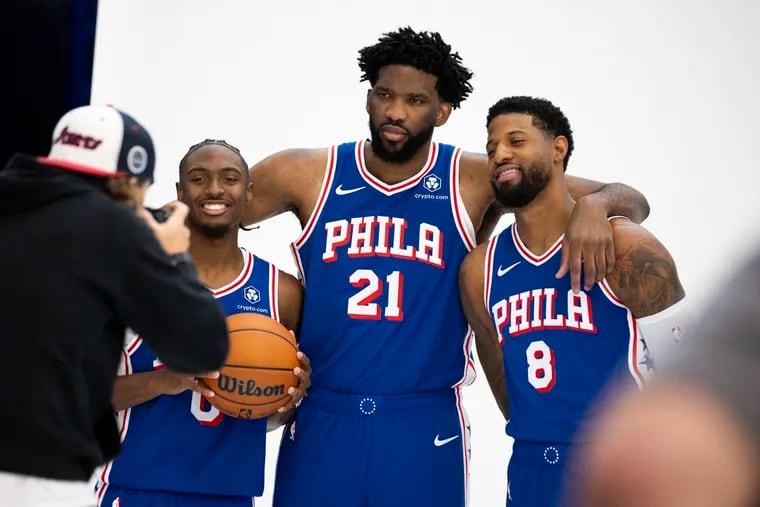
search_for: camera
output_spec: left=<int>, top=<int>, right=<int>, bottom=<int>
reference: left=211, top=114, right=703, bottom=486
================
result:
left=145, top=207, right=171, bottom=223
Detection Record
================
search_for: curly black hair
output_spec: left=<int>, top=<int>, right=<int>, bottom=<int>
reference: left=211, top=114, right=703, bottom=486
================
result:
left=486, top=96, right=575, bottom=169
left=357, top=26, right=474, bottom=109
left=178, top=139, right=248, bottom=175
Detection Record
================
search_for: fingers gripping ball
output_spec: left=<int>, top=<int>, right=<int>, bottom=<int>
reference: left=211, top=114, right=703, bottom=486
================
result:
left=198, top=313, right=299, bottom=419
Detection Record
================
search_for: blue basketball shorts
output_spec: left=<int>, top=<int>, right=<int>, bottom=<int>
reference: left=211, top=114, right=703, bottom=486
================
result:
left=95, top=483, right=255, bottom=507
left=505, top=442, right=584, bottom=507
left=273, top=387, right=471, bottom=507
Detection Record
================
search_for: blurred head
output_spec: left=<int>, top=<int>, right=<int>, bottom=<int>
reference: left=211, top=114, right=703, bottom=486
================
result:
left=358, top=27, right=474, bottom=163
left=37, top=104, right=156, bottom=207
left=485, top=96, right=573, bottom=209
left=176, top=139, right=252, bottom=239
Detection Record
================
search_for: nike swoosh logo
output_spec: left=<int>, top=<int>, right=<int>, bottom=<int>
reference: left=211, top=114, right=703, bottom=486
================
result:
left=434, top=434, right=460, bottom=447
left=335, top=184, right=365, bottom=195
left=497, top=261, right=521, bottom=277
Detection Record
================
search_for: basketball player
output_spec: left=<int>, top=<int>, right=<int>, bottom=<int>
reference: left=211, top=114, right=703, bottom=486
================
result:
left=0, top=105, right=229, bottom=507
left=458, top=96, right=688, bottom=506
left=240, top=27, right=652, bottom=507
left=95, top=140, right=310, bottom=507
left=569, top=250, right=760, bottom=507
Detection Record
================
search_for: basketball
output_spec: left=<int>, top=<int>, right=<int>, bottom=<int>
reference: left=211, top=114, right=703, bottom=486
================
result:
left=198, top=312, right=299, bottom=419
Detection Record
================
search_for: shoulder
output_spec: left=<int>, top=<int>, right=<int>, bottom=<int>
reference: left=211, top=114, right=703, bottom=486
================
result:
left=275, top=268, right=303, bottom=333
left=460, top=242, right=490, bottom=279
left=277, top=269, right=303, bottom=299
left=609, top=218, right=668, bottom=256
left=251, top=147, right=330, bottom=175
left=457, top=150, right=488, bottom=175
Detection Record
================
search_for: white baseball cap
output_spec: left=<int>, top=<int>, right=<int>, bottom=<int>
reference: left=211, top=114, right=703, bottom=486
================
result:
left=37, top=104, right=156, bottom=182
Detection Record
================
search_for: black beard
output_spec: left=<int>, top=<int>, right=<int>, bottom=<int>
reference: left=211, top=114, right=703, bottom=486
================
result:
left=368, top=119, right=435, bottom=163
left=491, top=159, right=552, bottom=209
left=188, top=215, right=233, bottom=239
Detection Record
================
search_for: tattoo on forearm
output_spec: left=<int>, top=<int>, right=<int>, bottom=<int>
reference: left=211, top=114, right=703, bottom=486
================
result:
left=611, top=237, right=685, bottom=316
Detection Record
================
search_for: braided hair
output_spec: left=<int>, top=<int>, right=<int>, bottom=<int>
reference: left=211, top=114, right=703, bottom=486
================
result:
left=358, top=26, right=474, bottom=109
left=178, top=139, right=249, bottom=175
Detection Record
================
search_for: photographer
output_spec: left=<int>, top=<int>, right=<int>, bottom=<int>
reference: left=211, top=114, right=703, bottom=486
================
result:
left=0, top=105, right=229, bottom=506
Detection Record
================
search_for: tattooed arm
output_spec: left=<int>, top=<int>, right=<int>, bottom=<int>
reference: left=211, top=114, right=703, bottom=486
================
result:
left=604, top=219, right=685, bottom=318
left=459, top=245, right=509, bottom=420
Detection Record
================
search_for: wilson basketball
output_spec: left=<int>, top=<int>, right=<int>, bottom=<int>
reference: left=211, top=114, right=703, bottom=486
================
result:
left=198, top=312, right=299, bottom=419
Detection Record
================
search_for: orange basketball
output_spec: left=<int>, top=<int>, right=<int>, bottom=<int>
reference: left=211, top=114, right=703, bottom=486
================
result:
left=198, top=312, right=299, bottom=419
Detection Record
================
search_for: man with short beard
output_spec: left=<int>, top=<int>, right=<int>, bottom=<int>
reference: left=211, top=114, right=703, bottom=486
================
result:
left=458, top=96, right=688, bottom=507
left=246, top=28, right=652, bottom=507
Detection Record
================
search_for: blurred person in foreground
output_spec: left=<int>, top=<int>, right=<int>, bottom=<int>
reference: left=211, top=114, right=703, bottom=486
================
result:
left=0, top=105, right=229, bottom=507
left=569, top=251, right=760, bottom=507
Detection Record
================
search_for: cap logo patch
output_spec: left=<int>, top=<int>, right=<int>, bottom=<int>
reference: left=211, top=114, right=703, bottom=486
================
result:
left=127, top=145, right=149, bottom=174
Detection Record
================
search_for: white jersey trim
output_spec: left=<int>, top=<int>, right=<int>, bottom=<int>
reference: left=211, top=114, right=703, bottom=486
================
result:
left=269, top=263, right=280, bottom=322
left=293, top=145, right=337, bottom=249
left=511, top=224, right=564, bottom=266
left=356, top=139, right=439, bottom=195
left=483, top=235, right=505, bottom=346
left=450, top=148, right=476, bottom=251
left=598, top=279, right=646, bottom=387
left=213, top=249, right=254, bottom=297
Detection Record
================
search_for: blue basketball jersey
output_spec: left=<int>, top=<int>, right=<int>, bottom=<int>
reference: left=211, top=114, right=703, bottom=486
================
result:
left=292, top=140, right=476, bottom=393
left=484, top=224, right=651, bottom=444
left=97, top=249, right=278, bottom=498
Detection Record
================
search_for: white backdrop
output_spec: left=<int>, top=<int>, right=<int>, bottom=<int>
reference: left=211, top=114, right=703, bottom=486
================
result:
left=92, top=1, right=760, bottom=505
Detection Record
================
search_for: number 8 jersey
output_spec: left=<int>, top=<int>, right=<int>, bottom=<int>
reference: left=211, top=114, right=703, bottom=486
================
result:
left=484, top=224, right=651, bottom=444
left=292, top=140, right=476, bottom=394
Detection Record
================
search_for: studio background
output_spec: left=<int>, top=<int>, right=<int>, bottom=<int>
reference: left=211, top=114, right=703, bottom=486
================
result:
left=90, top=1, right=760, bottom=505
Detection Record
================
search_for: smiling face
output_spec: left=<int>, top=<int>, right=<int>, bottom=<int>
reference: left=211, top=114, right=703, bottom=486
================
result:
left=365, top=64, right=451, bottom=163
left=177, top=144, right=252, bottom=238
left=486, top=112, right=557, bottom=209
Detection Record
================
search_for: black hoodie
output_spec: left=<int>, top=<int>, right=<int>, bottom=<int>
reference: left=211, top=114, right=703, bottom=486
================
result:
left=0, top=155, right=229, bottom=481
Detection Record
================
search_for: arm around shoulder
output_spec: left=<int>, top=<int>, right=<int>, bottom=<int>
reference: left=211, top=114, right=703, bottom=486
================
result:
left=566, top=175, right=651, bottom=225
left=244, top=148, right=329, bottom=226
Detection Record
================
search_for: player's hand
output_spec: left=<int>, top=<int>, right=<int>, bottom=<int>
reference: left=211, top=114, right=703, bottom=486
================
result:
left=555, top=194, right=615, bottom=293
left=279, top=350, right=311, bottom=412
left=156, top=368, right=220, bottom=397
left=138, top=201, right=191, bottom=255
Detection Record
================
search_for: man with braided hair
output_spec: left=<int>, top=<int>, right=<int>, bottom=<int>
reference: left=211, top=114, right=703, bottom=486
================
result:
left=245, top=27, right=651, bottom=506
left=95, top=139, right=311, bottom=507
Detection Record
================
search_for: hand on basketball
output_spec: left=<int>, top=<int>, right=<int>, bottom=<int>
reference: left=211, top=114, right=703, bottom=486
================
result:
left=138, top=201, right=191, bottom=255
left=156, top=368, right=220, bottom=398
left=555, top=194, right=616, bottom=293
left=279, top=350, right=311, bottom=412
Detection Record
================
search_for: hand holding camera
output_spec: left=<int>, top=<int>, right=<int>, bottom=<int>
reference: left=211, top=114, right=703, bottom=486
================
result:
left=138, top=201, right=191, bottom=256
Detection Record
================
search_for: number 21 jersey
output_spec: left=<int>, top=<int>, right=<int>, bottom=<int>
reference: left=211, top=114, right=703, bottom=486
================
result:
left=292, top=140, right=476, bottom=394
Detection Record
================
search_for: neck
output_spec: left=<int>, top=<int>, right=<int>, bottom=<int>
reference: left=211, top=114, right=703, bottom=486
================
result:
left=188, top=227, right=244, bottom=290
left=363, top=139, right=432, bottom=184
left=513, top=171, right=575, bottom=256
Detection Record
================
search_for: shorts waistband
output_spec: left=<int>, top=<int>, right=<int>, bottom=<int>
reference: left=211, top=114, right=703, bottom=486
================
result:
left=510, top=441, right=582, bottom=466
left=303, top=387, right=457, bottom=415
